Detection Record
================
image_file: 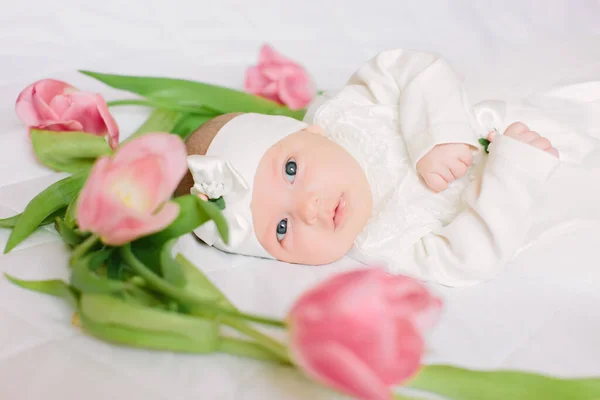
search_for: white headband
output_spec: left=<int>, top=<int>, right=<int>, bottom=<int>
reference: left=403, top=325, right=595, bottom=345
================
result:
left=187, top=113, right=308, bottom=258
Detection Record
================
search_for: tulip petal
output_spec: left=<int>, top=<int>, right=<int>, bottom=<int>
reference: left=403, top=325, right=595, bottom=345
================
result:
left=47, top=94, right=73, bottom=117
left=387, top=319, right=425, bottom=385
left=259, top=82, right=282, bottom=104
left=106, top=155, right=165, bottom=213
left=60, top=92, right=109, bottom=135
left=33, top=79, right=77, bottom=105
left=289, top=269, right=376, bottom=315
left=278, top=74, right=315, bottom=110
left=246, top=44, right=313, bottom=108
left=95, top=94, right=120, bottom=149
left=382, top=273, right=443, bottom=334
left=77, top=156, right=112, bottom=233
left=288, top=268, right=430, bottom=392
left=76, top=132, right=186, bottom=245
left=32, top=88, right=60, bottom=121
left=259, top=44, right=300, bottom=67
left=101, top=201, right=180, bottom=245
left=260, top=64, right=304, bottom=81
left=15, top=85, right=42, bottom=126
left=15, top=79, right=76, bottom=127
left=112, top=133, right=187, bottom=201
left=292, top=341, right=392, bottom=400
left=244, top=66, right=270, bottom=93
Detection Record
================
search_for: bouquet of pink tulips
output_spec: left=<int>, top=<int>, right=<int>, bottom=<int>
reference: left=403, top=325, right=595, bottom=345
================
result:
left=1, top=45, right=599, bottom=400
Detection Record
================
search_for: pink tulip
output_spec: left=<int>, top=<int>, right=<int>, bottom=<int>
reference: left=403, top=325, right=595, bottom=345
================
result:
left=245, top=44, right=315, bottom=110
left=15, top=78, right=120, bottom=149
left=287, top=268, right=442, bottom=400
left=76, top=133, right=187, bottom=245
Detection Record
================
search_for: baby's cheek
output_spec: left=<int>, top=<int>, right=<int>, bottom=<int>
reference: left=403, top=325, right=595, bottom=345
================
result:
left=295, top=230, right=350, bottom=265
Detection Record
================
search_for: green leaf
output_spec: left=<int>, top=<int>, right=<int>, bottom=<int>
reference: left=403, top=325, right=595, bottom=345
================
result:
left=208, top=196, right=226, bottom=211
left=4, top=274, right=78, bottom=309
left=406, top=365, right=600, bottom=400
left=176, top=253, right=234, bottom=309
left=131, top=196, right=228, bottom=277
left=55, top=218, right=87, bottom=246
left=79, top=293, right=219, bottom=353
left=218, top=337, right=289, bottom=364
left=127, top=108, right=183, bottom=142
left=171, top=113, right=216, bottom=141
left=105, top=251, right=125, bottom=280
left=64, top=194, right=78, bottom=227
left=120, top=245, right=275, bottom=324
left=139, top=195, right=228, bottom=245
left=0, top=206, right=67, bottom=229
left=160, top=239, right=186, bottom=287
left=174, top=253, right=291, bottom=364
left=0, top=214, right=20, bottom=229
left=30, top=130, right=112, bottom=173
left=79, top=70, right=306, bottom=120
left=107, top=98, right=215, bottom=115
left=120, top=106, right=218, bottom=142
left=4, top=170, right=89, bottom=253
left=197, top=197, right=229, bottom=244
left=479, top=137, right=491, bottom=154
left=70, top=253, right=129, bottom=294
left=122, top=285, right=165, bottom=308
left=88, top=248, right=115, bottom=271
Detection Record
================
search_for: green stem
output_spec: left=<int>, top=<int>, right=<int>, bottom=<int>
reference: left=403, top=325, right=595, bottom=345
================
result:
left=218, top=336, right=291, bottom=365
left=107, top=99, right=155, bottom=108
left=220, top=316, right=291, bottom=364
left=107, top=99, right=215, bottom=115
left=125, top=285, right=163, bottom=307
left=392, top=392, right=425, bottom=400
left=120, top=244, right=286, bottom=328
left=70, top=234, right=99, bottom=267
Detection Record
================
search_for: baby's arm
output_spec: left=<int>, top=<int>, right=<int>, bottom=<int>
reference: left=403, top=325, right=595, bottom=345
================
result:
left=396, top=124, right=560, bottom=287
left=347, top=49, right=480, bottom=177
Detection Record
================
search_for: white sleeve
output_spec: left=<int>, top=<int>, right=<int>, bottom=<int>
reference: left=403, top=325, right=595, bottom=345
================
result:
left=346, top=48, right=481, bottom=169
left=399, top=134, right=561, bottom=287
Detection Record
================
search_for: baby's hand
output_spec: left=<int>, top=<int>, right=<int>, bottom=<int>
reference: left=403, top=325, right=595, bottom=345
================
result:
left=416, top=143, right=473, bottom=193
left=490, top=122, right=559, bottom=158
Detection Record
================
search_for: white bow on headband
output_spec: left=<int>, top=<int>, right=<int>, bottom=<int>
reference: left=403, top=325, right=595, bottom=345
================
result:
left=188, top=156, right=249, bottom=205
left=187, top=155, right=267, bottom=257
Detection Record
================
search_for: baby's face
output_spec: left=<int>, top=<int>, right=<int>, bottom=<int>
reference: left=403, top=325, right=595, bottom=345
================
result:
left=251, top=126, right=372, bottom=265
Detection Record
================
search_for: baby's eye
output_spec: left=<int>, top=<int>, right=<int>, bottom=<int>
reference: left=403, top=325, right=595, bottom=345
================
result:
left=284, top=158, right=297, bottom=183
left=276, top=218, right=288, bottom=242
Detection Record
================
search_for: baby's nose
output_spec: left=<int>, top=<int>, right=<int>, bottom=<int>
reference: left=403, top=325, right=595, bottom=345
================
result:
left=299, top=194, right=320, bottom=225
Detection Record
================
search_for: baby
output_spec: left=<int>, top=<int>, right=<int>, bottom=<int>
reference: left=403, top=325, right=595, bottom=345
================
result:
left=176, top=48, right=600, bottom=287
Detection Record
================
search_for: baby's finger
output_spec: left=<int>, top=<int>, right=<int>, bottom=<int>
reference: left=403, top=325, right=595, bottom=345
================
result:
left=530, top=136, right=552, bottom=150
left=516, top=130, right=541, bottom=144
left=436, top=165, right=455, bottom=183
left=487, top=129, right=497, bottom=142
left=449, top=160, right=468, bottom=179
left=424, top=172, right=449, bottom=193
left=504, top=121, right=530, bottom=138
left=458, top=150, right=473, bottom=166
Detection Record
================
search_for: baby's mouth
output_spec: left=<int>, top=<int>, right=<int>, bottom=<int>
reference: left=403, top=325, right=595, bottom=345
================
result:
left=333, top=195, right=347, bottom=230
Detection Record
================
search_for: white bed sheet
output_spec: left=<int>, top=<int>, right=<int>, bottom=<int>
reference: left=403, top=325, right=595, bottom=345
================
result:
left=1, top=1, right=600, bottom=399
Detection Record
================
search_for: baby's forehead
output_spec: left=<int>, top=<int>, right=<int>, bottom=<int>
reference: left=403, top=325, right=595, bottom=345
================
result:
left=271, top=128, right=319, bottom=149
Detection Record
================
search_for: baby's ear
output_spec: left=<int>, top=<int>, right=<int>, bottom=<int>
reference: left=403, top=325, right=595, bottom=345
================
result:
left=305, top=124, right=325, bottom=135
